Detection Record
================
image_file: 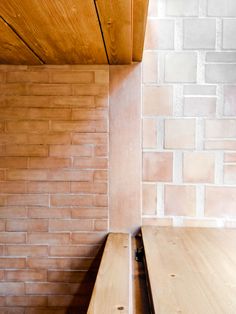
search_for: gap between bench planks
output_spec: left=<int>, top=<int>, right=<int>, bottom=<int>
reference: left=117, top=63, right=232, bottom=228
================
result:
left=87, top=233, right=132, bottom=314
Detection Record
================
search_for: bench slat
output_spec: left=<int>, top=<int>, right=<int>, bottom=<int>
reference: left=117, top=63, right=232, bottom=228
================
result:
left=87, top=233, right=131, bottom=314
left=142, top=226, right=236, bottom=314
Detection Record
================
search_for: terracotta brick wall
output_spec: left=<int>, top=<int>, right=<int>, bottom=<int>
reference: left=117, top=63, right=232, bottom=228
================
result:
left=142, top=0, right=236, bottom=228
left=0, top=65, right=109, bottom=312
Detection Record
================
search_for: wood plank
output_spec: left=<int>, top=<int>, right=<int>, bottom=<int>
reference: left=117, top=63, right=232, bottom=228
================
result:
left=0, top=0, right=107, bottom=64
left=109, top=65, right=142, bottom=233
left=132, top=0, right=149, bottom=61
left=95, top=0, right=132, bottom=64
left=0, top=18, right=40, bottom=65
left=142, top=226, right=236, bottom=314
left=87, top=233, right=131, bottom=314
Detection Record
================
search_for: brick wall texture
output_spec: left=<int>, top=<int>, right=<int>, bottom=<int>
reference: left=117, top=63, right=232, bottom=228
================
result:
left=0, top=65, right=109, bottom=313
left=142, top=0, right=236, bottom=228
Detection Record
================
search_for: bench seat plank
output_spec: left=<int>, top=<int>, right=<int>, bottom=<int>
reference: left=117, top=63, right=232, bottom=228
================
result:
left=142, top=226, right=236, bottom=314
left=87, top=233, right=131, bottom=314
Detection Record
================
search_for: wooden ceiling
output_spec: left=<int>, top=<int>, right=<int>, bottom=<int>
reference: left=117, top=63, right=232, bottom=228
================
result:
left=0, top=0, right=148, bottom=65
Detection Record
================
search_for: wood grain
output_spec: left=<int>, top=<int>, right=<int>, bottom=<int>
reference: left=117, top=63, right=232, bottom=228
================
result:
left=142, top=226, right=236, bottom=314
left=95, top=0, right=132, bottom=64
left=0, top=0, right=107, bottom=64
left=0, top=18, right=40, bottom=65
left=87, top=233, right=131, bottom=314
left=133, top=0, right=149, bottom=61
left=109, top=65, right=142, bottom=233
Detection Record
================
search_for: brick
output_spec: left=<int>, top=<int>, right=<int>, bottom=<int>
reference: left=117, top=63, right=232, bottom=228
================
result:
left=94, top=170, right=108, bottom=181
left=142, top=51, right=158, bottom=83
left=0, top=258, right=25, bottom=269
left=5, top=270, right=46, bottom=282
left=71, top=109, right=107, bottom=121
left=0, top=170, right=5, bottom=181
left=205, top=119, right=236, bottom=138
left=28, top=182, right=70, bottom=193
left=6, top=219, right=48, bottom=232
left=166, top=0, right=198, bottom=16
left=145, top=19, right=174, bottom=50
left=7, top=170, right=47, bottom=181
left=95, top=95, right=108, bottom=108
left=0, top=232, right=26, bottom=244
left=50, top=194, right=94, bottom=207
left=73, top=157, right=108, bottom=169
left=72, top=83, right=108, bottom=96
left=206, top=64, right=236, bottom=83
left=49, top=219, right=93, bottom=232
left=28, top=208, right=71, bottom=219
left=0, top=221, right=5, bottom=232
left=142, top=184, right=157, bottom=215
left=51, top=71, right=94, bottom=83
left=208, top=0, right=236, bottom=16
left=223, top=19, right=236, bottom=49
left=0, top=207, right=27, bottom=218
left=7, top=194, right=49, bottom=206
left=94, top=195, right=108, bottom=207
left=6, top=121, right=49, bottom=133
left=0, top=122, right=4, bottom=132
left=51, top=120, right=107, bottom=133
left=165, top=52, right=197, bottom=83
left=5, top=245, right=48, bottom=257
left=184, top=97, right=216, bottom=117
left=71, top=208, right=107, bottom=219
left=25, top=282, right=80, bottom=295
left=224, top=86, right=236, bottom=116
left=225, top=153, right=236, bottom=162
left=206, top=52, right=236, bottom=63
left=49, top=245, right=99, bottom=257
left=0, top=157, right=27, bottom=168
left=29, top=157, right=70, bottom=169
left=0, top=283, right=25, bottom=295
left=0, top=182, right=27, bottom=193
left=183, top=152, right=215, bottom=183
left=6, top=71, right=48, bottom=83
left=29, top=84, right=72, bottom=95
left=181, top=218, right=220, bottom=228
left=94, top=219, right=108, bottom=231
left=143, top=152, right=173, bottom=182
left=48, top=270, right=87, bottom=283
left=165, top=185, right=196, bottom=216
left=184, top=85, right=216, bottom=95
left=27, top=257, right=94, bottom=270
left=28, top=133, right=71, bottom=145
left=71, top=232, right=106, bottom=245
left=165, top=119, right=195, bottom=149
left=6, top=296, right=47, bottom=307
left=205, top=186, right=236, bottom=217
left=50, top=95, right=95, bottom=108
left=224, top=165, right=236, bottom=184
left=48, top=295, right=83, bottom=307
left=28, top=233, right=70, bottom=244
left=183, top=19, right=216, bottom=49
left=0, top=83, right=27, bottom=95
left=47, top=170, right=93, bottom=182
left=50, top=145, right=92, bottom=157
left=143, top=86, right=173, bottom=116
left=143, top=119, right=157, bottom=148
left=72, top=133, right=107, bottom=145
left=94, top=145, right=107, bottom=157
left=71, top=182, right=107, bottom=194
left=95, top=70, right=109, bottom=84
left=25, top=307, right=67, bottom=314
left=0, top=134, right=28, bottom=145
left=4, top=145, right=48, bottom=157
left=204, top=140, right=236, bottom=150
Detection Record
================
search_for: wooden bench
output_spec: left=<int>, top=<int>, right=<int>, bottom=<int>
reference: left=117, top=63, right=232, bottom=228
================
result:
left=142, top=226, right=236, bottom=314
left=87, top=233, right=131, bottom=314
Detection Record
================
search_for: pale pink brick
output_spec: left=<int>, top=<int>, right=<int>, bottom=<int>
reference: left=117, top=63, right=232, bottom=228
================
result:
left=183, top=152, right=215, bottom=183
left=142, top=184, right=157, bottom=215
left=143, top=86, right=173, bottom=116
left=165, top=119, right=196, bottom=149
left=143, top=152, right=173, bottom=182
left=142, top=51, right=158, bottom=83
left=225, top=153, right=236, bottom=162
left=224, top=86, right=236, bottom=116
left=205, top=119, right=236, bottom=138
left=165, top=185, right=196, bottom=216
left=224, top=165, right=236, bottom=184
left=205, top=186, right=236, bottom=217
